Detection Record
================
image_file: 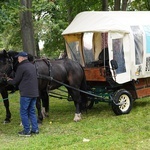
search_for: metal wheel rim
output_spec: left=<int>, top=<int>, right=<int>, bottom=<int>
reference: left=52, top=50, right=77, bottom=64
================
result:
left=118, top=94, right=130, bottom=112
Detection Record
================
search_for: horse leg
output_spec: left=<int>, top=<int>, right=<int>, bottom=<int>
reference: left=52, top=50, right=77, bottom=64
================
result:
left=70, top=90, right=82, bottom=122
left=41, top=90, right=49, bottom=118
left=1, top=90, right=11, bottom=123
left=73, top=101, right=82, bottom=122
left=36, top=97, right=43, bottom=124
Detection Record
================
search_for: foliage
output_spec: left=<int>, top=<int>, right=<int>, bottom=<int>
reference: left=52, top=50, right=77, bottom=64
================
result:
left=32, top=0, right=67, bottom=57
left=0, top=0, right=22, bottom=50
left=0, top=0, right=150, bottom=57
left=0, top=90, right=149, bottom=149
left=128, top=0, right=150, bottom=10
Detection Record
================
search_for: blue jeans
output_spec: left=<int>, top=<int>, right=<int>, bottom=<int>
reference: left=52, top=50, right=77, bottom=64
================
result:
left=20, top=97, right=38, bottom=133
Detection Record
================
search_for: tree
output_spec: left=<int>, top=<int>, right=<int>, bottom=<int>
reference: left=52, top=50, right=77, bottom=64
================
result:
left=0, top=0, right=22, bottom=50
left=1, top=0, right=150, bottom=58
left=20, top=0, right=36, bottom=56
left=122, top=0, right=128, bottom=10
left=102, top=0, right=108, bottom=11
left=114, top=0, right=128, bottom=10
left=129, top=0, right=150, bottom=10
left=114, top=0, right=121, bottom=10
left=32, top=0, right=67, bottom=57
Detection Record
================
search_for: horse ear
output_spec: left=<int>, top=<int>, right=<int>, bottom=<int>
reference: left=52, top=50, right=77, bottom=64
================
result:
left=3, top=49, right=8, bottom=57
left=7, top=50, right=16, bottom=58
left=28, top=54, right=34, bottom=62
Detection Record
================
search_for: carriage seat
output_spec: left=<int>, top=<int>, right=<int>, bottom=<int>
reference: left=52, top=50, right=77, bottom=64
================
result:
left=88, top=48, right=109, bottom=67
left=99, top=48, right=109, bottom=61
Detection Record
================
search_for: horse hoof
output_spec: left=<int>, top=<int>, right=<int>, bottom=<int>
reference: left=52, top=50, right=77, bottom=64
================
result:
left=73, top=113, right=81, bottom=122
left=41, top=107, right=47, bottom=118
left=74, top=118, right=81, bottom=122
left=19, top=122, right=23, bottom=126
left=45, top=113, right=49, bottom=117
left=3, top=120, right=11, bottom=124
left=41, top=111, right=49, bottom=118
left=37, top=120, right=42, bottom=125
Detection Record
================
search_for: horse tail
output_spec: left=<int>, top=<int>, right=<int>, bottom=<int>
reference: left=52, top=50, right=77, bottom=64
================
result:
left=79, top=64, right=88, bottom=110
left=80, top=68, right=87, bottom=92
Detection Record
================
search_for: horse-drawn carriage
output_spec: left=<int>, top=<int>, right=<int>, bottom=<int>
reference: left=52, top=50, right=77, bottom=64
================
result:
left=62, top=11, right=150, bottom=115
left=1, top=11, right=150, bottom=123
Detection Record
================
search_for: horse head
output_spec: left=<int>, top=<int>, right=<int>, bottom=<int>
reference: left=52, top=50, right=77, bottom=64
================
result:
left=0, top=50, right=35, bottom=86
left=0, top=50, right=14, bottom=85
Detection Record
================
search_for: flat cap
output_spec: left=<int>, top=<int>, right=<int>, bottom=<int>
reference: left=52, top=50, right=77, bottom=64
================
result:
left=15, top=52, right=28, bottom=57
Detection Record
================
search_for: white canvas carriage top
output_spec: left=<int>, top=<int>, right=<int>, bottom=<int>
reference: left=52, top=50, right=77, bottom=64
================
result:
left=62, top=11, right=150, bottom=84
left=62, top=11, right=150, bottom=35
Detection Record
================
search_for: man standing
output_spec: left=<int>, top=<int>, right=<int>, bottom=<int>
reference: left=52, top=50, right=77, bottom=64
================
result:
left=7, top=51, right=39, bottom=137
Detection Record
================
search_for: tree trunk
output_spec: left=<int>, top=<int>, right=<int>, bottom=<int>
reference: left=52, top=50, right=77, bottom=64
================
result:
left=66, top=0, right=73, bottom=23
left=147, top=0, right=150, bottom=10
left=35, top=38, right=40, bottom=57
left=102, top=0, right=108, bottom=11
left=122, top=0, right=128, bottom=10
left=20, top=0, right=36, bottom=56
left=114, top=0, right=121, bottom=10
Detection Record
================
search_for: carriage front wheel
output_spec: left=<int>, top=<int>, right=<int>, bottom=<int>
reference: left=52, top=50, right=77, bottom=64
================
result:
left=112, top=89, right=133, bottom=115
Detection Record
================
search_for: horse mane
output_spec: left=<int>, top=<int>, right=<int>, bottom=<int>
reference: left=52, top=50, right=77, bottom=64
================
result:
left=28, top=54, right=35, bottom=62
left=7, top=50, right=18, bottom=58
left=0, top=50, right=36, bottom=71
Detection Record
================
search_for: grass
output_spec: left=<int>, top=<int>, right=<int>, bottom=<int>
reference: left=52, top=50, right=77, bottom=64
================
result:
left=0, top=90, right=150, bottom=150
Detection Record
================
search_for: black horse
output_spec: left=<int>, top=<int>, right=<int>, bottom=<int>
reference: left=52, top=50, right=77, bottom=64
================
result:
left=0, top=50, right=18, bottom=123
left=0, top=50, right=87, bottom=123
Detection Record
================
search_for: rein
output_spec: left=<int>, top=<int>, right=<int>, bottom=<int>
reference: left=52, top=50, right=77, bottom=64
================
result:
left=37, top=73, right=110, bottom=101
left=38, top=74, right=121, bottom=105
left=0, top=91, right=16, bottom=102
left=0, top=97, right=8, bottom=102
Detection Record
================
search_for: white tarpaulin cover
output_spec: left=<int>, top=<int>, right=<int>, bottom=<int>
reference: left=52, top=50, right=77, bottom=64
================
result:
left=62, top=11, right=150, bottom=35
left=62, top=11, right=150, bottom=84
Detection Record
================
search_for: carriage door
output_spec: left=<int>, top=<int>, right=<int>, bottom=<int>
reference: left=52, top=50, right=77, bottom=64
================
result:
left=108, top=32, right=131, bottom=84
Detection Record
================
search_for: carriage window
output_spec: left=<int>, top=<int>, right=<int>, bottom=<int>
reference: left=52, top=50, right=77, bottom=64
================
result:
left=68, top=41, right=81, bottom=63
left=143, top=25, right=150, bottom=54
left=113, top=38, right=126, bottom=74
left=131, top=26, right=143, bottom=65
left=143, top=26, right=150, bottom=72
left=83, top=33, right=94, bottom=64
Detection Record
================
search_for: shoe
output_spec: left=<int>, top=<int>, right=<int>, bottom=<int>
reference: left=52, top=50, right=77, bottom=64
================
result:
left=18, top=130, right=31, bottom=137
left=31, top=130, right=39, bottom=135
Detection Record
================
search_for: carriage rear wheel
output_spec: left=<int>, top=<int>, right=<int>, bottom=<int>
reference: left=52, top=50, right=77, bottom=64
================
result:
left=112, top=89, right=133, bottom=115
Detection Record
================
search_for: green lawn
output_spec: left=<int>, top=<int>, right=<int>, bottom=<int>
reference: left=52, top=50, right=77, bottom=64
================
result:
left=0, top=91, right=149, bottom=150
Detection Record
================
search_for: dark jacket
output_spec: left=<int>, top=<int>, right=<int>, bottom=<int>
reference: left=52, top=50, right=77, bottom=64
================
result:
left=8, top=59, right=39, bottom=97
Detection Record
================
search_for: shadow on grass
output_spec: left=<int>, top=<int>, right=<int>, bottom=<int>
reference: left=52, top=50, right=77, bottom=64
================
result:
left=43, top=100, right=114, bottom=125
left=133, top=98, right=149, bottom=108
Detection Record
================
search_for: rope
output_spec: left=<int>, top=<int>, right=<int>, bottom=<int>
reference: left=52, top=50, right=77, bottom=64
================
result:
left=0, top=97, right=9, bottom=102
left=37, top=73, right=110, bottom=101
left=0, top=91, right=16, bottom=102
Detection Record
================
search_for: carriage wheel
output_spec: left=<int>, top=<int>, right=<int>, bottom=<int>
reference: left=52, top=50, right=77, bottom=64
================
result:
left=112, top=89, right=133, bottom=115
